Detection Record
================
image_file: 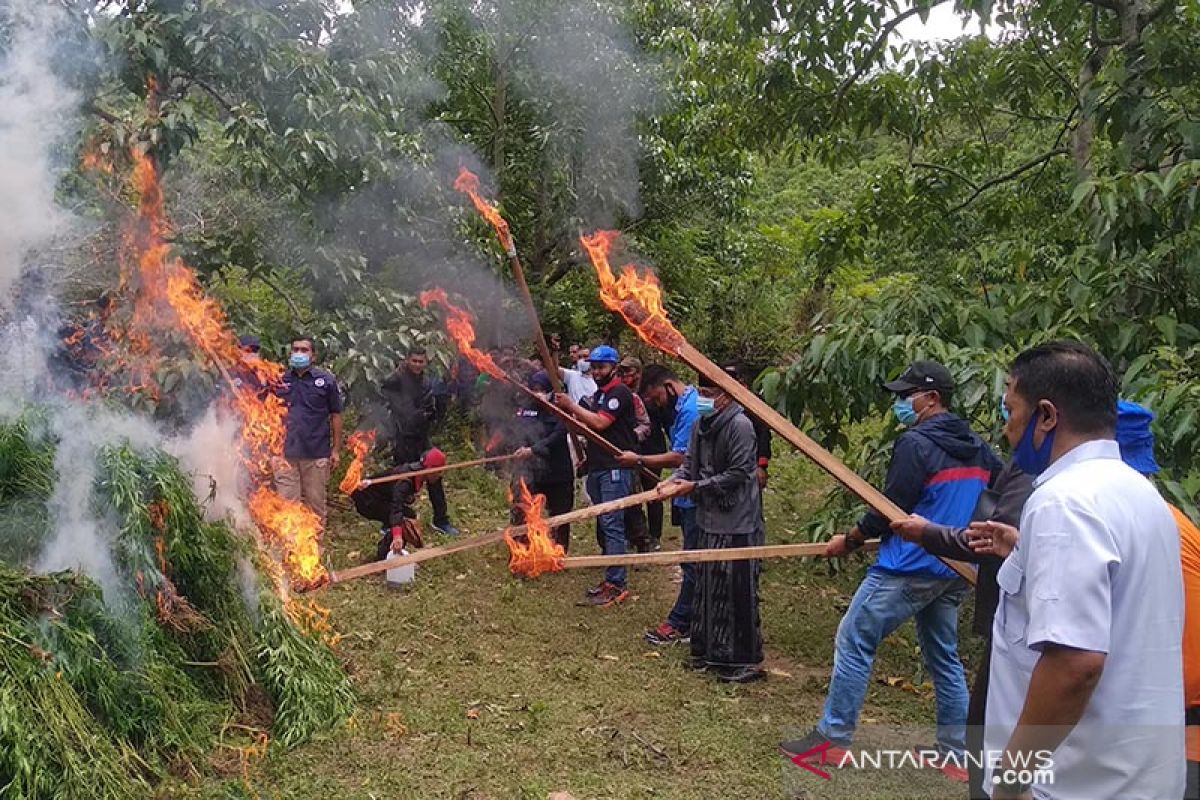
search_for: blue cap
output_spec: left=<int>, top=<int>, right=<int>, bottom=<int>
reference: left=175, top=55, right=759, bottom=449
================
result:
left=1116, top=399, right=1160, bottom=475
left=588, top=345, right=619, bottom=364
left=529, top=370, right=553, bottom=392
left=238, top=334, right=261, bottom=350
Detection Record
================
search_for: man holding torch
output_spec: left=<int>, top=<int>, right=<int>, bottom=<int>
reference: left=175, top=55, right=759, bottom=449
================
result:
left=555, top=345, right=639, bottom=607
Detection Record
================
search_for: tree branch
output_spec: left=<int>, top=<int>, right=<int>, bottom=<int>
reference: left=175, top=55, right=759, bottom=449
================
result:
left=948, top=148, right=1070, bottom=214
left=831, top=0, right=953, bottom=120
left=910, top=161, right=979, bottom=190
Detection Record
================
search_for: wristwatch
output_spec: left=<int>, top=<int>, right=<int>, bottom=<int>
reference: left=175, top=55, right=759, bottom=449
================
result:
left=845, top=531, right=866, bottom=551
left=993, top=771, right=1033, bottom=797
left=636, top=456, right=645, bottom=468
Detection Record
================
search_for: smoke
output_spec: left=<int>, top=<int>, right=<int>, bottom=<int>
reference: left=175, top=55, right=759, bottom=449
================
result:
left=36, top=403, right=162, bottom=603
left=167, top=406, right=253, bottom=528
left=0, top=0, right=78, bottom=303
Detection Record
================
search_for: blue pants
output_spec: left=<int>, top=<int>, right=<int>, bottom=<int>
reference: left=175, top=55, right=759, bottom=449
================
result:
left=666, top=505, right=700, bottom=632
left=586, top=469, right=633, bottom=587
left=818, top=569, right=970, bottom=755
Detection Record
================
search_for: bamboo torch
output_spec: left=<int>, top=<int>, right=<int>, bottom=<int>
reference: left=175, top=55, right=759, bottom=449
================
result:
left=579, top=231, right=976, bottom=585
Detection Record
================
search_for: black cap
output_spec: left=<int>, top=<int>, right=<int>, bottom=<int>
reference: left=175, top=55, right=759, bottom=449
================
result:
left=238, top=334, right=261, bottom=350
left=882, top=360, right=955, bottom=395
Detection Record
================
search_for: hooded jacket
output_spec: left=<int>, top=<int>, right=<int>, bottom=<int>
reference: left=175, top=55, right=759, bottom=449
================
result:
left=675, top=402, right=761, bottom=535
left=859, top=412, right=1002, bottom=579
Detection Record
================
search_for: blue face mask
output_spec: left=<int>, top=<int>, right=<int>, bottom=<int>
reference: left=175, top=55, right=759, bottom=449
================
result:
left=892, top=397, right=918, bottom=427
left=696, top=397, right=716, bottom=417
left=1012, top=410, right=1056, bottom=476
left=1000, top=402, right=1010, bottom=423
left=289, top=352, right=312, bottom=370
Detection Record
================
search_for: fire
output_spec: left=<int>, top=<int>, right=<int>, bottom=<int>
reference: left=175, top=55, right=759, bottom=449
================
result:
left=483, top=430, right=503, bottom=454
left=117, top=146, right=328, bottom=594
left=579, top=231, right=684, bottom=352
left=338, top=430, right=376, bottom=494
left=454, top=166, right=515, bottom=256
left=419, top=288, right=506, bottom=380
left=504, top=479, right=565, bottom=578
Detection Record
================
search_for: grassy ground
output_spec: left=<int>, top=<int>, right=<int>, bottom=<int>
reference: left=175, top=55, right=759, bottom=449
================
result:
left=170, top=442, right=982, bottom=800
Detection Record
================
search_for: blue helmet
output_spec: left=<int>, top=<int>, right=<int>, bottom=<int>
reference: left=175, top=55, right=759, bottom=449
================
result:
left=588, top=345, right=620, bottom=364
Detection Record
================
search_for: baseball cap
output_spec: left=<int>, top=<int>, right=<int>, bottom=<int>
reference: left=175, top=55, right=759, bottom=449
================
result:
left=238, top=334, right=261, bottom=351
left=588, top=345, right=620, bottom=364
left=422, top=448, right=447, bottom=469
left=882, top=360, right=955, bottom=395
left=618, top=355, right=643, bottom=372
left=529, top=370, right=553, bottom=392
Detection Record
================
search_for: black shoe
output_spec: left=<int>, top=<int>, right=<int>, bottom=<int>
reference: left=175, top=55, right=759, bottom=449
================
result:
left=716, top=666, right=767, bottom=684
left=686, top=655, right=709, bottom=672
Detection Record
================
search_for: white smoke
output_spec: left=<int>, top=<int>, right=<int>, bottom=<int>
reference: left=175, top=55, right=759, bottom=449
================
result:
left=167, top=405, right=253, bottom=528
left=0, top=0, right=77, bottom=302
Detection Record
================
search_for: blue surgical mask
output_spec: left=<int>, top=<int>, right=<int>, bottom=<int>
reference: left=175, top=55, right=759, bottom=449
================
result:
left=892, top=397, right=918, bottom=427
left=289, top=352, right=312, bottom=370
left=1000, top=401, right=1010, bottom=423
left=1012, top=411, right=1056, bottom=476
left=696, top=397, right=716, bottom=417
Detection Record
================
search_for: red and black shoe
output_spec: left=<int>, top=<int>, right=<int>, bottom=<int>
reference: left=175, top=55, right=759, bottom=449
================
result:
left=780, top=728, right=851, bottom=768
left=580, top=581, right=629, bottom=607
left=911, top=746, right=969, bottom=784
left=644, top=623, right=689, bottom=645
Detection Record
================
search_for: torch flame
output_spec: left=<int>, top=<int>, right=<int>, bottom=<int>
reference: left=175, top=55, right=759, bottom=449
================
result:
left=504, top=479, right=565, bottom=578
left=580, top=230, right=684, bottom=352
left=419, top=288, right=506, bottom=380
left=454, top=166, right=515, bottom=255
left=338, top=430, right=376, bottom=494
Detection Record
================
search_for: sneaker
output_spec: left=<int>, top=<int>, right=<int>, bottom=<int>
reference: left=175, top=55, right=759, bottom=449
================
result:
left=644, top=623, right=689, bottom=646
left=911, top=747, right=969, bottom=783
left=431, top=522, right=461, bottom=537
left=716, top=666, right=767, bottom=684
left=686, top=655, right=709, bottom=672
left=585, top=581, right=607, bottom=597
left=780, top=728, right=850, bottom=768
left=581, top=581, right=629, bottom=607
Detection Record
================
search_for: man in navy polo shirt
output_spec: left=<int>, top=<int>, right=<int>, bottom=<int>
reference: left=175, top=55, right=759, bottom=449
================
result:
left=555, top=345, right=638, bottom=607
left=274, top=337, right=344, bottom=529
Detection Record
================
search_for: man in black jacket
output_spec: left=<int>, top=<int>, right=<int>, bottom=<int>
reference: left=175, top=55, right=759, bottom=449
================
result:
left=890, top=458, right=1034, bottom=799
left=379, top=347, right=459, bottom=536
left=349, top=447, right=448, bottom=561
left=509, top=371, right=575, bottom=550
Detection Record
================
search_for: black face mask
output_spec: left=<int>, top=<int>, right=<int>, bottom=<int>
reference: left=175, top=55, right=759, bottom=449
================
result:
left=663, top=385, right=677, bottom=408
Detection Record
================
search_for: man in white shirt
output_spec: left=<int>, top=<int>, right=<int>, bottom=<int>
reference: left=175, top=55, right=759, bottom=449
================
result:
left=973, top=341, right=1185, bottom=800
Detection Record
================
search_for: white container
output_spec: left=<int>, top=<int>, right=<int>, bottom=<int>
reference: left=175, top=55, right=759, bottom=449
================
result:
left=385, top=548, right=416, bottom=587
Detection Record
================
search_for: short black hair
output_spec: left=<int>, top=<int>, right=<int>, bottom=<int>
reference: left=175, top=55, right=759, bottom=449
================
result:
left=1010, top=340, right=1118, bottom=435
left=640, top=364, right=677, bottom=390
left=407, top=346, right=427, bottom=357
left=292, top=336, right=316, bottom=351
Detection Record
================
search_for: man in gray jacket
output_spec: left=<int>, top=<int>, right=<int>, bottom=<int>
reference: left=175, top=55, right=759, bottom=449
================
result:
left=669, top=372, right=765, bottom=684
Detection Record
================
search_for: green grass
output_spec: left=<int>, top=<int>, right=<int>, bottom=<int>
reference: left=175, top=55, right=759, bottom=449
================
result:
left=171, top=449, right=982, bottom=800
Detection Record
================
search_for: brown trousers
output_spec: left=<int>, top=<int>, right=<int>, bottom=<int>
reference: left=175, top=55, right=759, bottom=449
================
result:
left=272, top=457, right=330, bottom=529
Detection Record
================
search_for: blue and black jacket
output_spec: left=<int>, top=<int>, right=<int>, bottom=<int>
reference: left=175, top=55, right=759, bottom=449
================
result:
left=858, top=413, right=1002, bottom=579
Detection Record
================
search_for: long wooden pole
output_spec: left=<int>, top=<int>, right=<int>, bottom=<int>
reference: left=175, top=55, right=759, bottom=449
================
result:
left=356, top=453, right=522, bottom=489
left=671, top=341, right=976, bottom=585
left=561, top=539, right=880, bottom=568
left=325, top=481, right=687, bottom=586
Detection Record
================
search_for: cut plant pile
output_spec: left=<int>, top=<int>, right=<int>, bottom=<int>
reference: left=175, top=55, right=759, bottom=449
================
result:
left=0, top=411, right=353, bottom=799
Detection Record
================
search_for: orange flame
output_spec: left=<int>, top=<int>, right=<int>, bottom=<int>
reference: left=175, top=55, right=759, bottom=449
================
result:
left=122, top=147, right=327, bottom=593
left=419, top=288, right=506, bottom=380
left=504, top=479, right=565, bottom=578
left=338, top=430, right=376, bottom=494
left=579, top=231, right=684, bottom=352
left=454, top=166, right=515, bottom=255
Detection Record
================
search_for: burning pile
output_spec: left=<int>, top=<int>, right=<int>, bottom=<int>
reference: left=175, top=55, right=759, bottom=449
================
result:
left=504, top=480, right=566, bottom=578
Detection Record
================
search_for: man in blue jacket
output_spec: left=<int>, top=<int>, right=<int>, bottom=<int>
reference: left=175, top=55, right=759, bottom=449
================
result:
left=782, top=360, right=1001, bottom=784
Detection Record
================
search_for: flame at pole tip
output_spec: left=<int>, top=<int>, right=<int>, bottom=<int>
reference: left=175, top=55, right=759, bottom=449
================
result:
left=419, top=288, right=507, bottom=380
left=505, top=479, right=565, bottom=579
left=338, top=430, right=376, bottom=494
left=453, top=166, right=515, bottom=255
left=579, top=230, right=685, bottom=352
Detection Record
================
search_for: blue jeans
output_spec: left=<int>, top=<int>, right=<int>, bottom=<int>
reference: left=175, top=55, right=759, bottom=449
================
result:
left=818, top=569, right=970, bottom=755
left=666, top=505, right=700, bottom=632
left=586, top=469, right=633, bottom=587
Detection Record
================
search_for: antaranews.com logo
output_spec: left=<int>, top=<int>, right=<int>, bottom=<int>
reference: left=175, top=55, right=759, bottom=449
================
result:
left=786, top=742, right=1055, bottom=786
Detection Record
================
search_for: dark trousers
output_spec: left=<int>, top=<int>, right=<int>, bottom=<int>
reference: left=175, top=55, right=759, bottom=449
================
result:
left=967, top=639, right=991, bottom=800
left=395, top=438, right=450, bottom=526
left=665, top=506, right=699, bottom=632
left=528, top=480, right=574, bottom=552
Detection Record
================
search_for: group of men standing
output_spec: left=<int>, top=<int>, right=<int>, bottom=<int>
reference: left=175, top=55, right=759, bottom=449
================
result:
left=258, top=330, right=1197, bottom=798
